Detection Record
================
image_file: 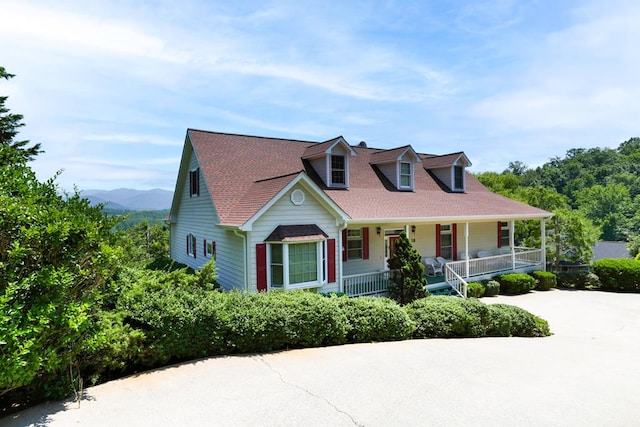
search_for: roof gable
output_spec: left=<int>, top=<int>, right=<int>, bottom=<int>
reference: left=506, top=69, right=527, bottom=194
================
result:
left=370, top=145, right=421, bottom=165
left=421, top=152, right=471, bottom=169
left=302, top=136, right=356, bottom=159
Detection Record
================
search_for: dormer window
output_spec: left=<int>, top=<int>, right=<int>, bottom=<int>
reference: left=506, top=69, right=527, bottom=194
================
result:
left=400, top=162, right=412, bottom=188
left=331, top=155, right=346, bottom=185
left=454, top=166, right=464, bottom=191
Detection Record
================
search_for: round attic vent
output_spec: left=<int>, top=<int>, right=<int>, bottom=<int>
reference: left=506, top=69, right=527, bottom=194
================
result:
left=290, top=189, right=305, bottom=206
left=358, top=141, right=367, bottom=147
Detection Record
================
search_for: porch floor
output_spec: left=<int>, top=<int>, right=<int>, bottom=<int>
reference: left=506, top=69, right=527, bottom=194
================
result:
left=425, top=275, right=446, bottom=285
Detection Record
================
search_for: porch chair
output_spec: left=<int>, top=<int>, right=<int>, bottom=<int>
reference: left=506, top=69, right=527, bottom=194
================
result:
left=423, top=257, right=443, bottom=276
left=436, top=256, right=448, bottom=267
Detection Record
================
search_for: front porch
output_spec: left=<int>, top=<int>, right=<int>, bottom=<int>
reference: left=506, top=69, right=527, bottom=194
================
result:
left=343, top=247, right=544, bottom=297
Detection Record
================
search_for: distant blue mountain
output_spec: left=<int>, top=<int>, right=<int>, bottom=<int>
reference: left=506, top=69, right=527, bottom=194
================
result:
left=81, top=188, right=173, bottom=211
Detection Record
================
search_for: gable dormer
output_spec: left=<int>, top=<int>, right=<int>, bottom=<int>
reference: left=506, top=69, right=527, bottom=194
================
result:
left=302, top=136, right=356, bottom=188
left=369, top=145, right=422, bottom=191
left=421, top=152, right=471, bottom=192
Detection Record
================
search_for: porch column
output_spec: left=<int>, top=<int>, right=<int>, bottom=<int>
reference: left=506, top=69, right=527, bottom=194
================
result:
left=510, top=220, right=516, bottom=270
left=541, top=218, right=547, bottom=270
left=464, top=222, right=470, bottom=279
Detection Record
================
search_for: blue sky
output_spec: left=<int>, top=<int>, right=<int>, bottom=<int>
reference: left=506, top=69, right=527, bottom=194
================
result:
left=1, top=0, right=638, bottom=191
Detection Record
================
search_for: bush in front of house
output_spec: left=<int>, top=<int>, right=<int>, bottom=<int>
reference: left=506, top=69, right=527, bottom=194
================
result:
left=333, top=296, right=414, bottom=342
left=486, top=304, right=550, bottom=337
left=529, top=270, right=556, bottom=291
left=406, top=296, right=489, bottom=338
left=592, top=258, right=640, bottom=292
left=466, top=282, right=485, bottom=298
left=494, top=273, right=536, bottom=295
left=556, top=272, right=600, bottom=289
left=483, top=280, right=500, bottom=297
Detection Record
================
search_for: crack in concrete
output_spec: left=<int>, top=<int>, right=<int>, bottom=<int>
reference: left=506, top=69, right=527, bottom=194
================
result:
left=257, top=356, right=363, bottom=426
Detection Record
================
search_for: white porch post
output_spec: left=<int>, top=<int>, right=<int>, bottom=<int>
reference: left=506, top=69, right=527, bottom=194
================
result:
left=541, top=218, right=547, bottom=271
left=510, top=220, right=516, bottom=270
left=464, top=222, right=470, bottom=279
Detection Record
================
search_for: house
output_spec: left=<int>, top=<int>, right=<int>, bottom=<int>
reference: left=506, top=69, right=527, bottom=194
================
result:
left=168, top=129, right=553, bottom=297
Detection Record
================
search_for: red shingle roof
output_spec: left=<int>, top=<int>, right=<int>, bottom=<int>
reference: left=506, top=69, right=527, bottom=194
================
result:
left=187, top=129, right=550, bottom=226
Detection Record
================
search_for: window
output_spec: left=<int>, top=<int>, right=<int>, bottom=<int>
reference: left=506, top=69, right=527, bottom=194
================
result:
left=204, top=239, right=216, bottom=259
left=439, top=225, right=453, bottom=259
left=346, top=229, right=363, bottom=260
left=269, top=241, right=324, bottom=289
left=454, top=166, right=464, bottom=190
left=500, top=222, right=510, bottom=248
left=331, top=155, right=345, bottom=185
left=186, top=233, right=197, bottom=258
left=400, top=162, right=412, bottom=188
left=189, top=168, right=200, bottom=197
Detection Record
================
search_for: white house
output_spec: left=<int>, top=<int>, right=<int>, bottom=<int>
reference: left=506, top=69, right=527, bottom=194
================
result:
left=169, top=129, right=552, bottom=297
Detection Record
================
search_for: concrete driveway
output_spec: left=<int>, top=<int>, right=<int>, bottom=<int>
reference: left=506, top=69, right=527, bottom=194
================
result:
left=5, top=289, right=640, bottom=426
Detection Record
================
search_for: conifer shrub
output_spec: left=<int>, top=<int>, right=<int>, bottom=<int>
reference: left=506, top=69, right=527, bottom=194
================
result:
left=494, top=273, right=536, bottom=295
left=529, top=270, right=557, bottom=291
left=387, top=231, right=428, bottom=305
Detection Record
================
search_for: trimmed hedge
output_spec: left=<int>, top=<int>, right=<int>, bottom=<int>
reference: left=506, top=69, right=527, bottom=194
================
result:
left=592, top=258, right=640, bottom=292
left=333, top=296, right=414, bottom=342
left=529, top=271, right=556, bottom=291
left=467, top=282, right=485, bottom=298
left=495, top=273, right=536, bottom=295
left=557, top=272, right=601, bottom=289
left=405, top=296, right=550, bottom=338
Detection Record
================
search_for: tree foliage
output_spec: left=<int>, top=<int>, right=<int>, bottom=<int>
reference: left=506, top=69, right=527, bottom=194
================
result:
left=387, top=231, right=427, bottom=305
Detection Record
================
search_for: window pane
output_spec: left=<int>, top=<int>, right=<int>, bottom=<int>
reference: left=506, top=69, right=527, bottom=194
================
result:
left=271, top=244, right=282, bottom=263
left=347, top=229, right=361, bottom=237
left=271, top=245, right=283, bottom=287
left=331, top=155, right=346, bottom=184
left=289, top=243, right=317, bottom=284
left=401, top=162, right=411, bottom=174
left=454, top=166, right=463, bottom=189
left=400, top=174, right=411, bottom=187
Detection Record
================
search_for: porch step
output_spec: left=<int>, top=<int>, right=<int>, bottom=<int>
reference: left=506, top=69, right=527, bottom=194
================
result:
left=425, top=283, right=459, bottom=296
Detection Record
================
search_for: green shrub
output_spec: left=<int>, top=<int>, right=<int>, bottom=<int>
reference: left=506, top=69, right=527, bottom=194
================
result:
left=333, top=296, right=414, bottom=342
left=494, top=273, right=536, bottom=295
left=466, top=282, right=485, bottom=298
left=483, top=280, right=500, bottom=297
left=592, top=258, right=640, bottom=292
left=529, top=271, right=556, bottom=291
left=486, top=304, right=550, bottom=337
left=405, top=296, right=491, bottom=338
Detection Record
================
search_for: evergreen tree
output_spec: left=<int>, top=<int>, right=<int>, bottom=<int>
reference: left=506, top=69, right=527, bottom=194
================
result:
left=0, top=67, right=42, bottom=162
left=387, top=231, right=428, bottom=305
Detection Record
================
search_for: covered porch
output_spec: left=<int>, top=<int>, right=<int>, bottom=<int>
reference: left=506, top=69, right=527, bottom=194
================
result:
left=341, top=218, right=549, bottom=298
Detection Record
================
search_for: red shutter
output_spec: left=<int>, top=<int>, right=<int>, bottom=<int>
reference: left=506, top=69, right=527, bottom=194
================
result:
left=362, top=227, right=369, bottom=260
left=186, top=235, right=189, bottom=254
left=256, top=243, right=267, bottom=292
left=452, top=224, right=458, bottom=261
left=196, top=169, right=200, bottom=197
left=327, top=238, right=336, bottom=283
left=342, top=229, right=347, bottom=262
left=497, top=222, right=502, bottom=248
left=435, top=224, right=441, bottom=257
left=193, top=236, right=197, bottom=257
left=204, top=239, right=207, bottom=255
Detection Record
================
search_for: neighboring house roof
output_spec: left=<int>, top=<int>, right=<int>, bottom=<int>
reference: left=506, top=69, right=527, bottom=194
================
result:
left=592, top=241, right=630, bottom=260
left=186, top=129, right=551, bottom=227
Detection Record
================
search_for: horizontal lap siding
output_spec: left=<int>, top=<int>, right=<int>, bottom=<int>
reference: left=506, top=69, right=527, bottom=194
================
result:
left=170, top=151, right=245, bottom=290
left=249, top=184, right=340, bottom=293
left=467, top=222, right=500, bottom=256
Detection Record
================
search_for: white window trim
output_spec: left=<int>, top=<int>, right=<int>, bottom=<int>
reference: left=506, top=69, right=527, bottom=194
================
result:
left=267, top=240, right=327, bottom=290
left=327, top=154, right=349, bottom=188
left=346, top=228, right=363, bottom=260
left=452, top=165, right=465, bottom=191
left=187, top=233, right=197, bottom=258
left=399, top=161, right=413, bottom=190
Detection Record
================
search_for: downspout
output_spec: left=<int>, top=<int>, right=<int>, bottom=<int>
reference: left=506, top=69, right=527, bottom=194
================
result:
left=233, top=229, right=249, bottom=292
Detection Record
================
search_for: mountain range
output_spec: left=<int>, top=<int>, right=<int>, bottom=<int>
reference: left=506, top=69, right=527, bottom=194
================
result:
left=81, top=188, right=173, bottom=211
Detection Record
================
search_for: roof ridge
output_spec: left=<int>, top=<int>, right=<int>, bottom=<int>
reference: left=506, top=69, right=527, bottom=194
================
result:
left=187, top=128, right=317, bottom=144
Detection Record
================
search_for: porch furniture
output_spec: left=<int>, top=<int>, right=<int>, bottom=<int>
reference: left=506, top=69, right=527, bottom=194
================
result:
left=436, top=256, right=448, bottom=267
left=423, top=257, right=443, bottom=276
left=477, top=250, right=494, bottom=258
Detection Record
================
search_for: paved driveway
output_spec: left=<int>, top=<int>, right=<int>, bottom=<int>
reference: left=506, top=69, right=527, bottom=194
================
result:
left=5, top=289, right=640, bottom=426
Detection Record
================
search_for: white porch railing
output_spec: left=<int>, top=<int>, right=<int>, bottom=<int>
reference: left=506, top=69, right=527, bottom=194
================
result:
left=343, top=270, right=391, bottom=297
left=446, top=248, right=543, bottom=280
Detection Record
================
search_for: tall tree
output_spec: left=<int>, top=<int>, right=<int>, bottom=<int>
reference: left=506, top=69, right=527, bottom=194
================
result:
left=0, top=67, right=42, bottom=162
left=387, top=231, right=428, bottom=305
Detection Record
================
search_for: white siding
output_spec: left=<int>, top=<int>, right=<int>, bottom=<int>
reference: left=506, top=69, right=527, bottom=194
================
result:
left=431, top=167, right=453, bottom=190
left=309, top=157, right=328, bottom=185
left=170, top=149, right=245, bottom=290
left=249, top=184, right=341, bottom=293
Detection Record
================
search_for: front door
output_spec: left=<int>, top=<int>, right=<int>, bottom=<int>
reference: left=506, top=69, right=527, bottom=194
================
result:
left=384, top=235, right=400, bottom=269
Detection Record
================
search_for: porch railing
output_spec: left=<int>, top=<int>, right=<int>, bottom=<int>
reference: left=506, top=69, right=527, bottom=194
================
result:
left=443, top=265, right=467, bottom=297
left=343, top=270, right=391, bottom=297
left=446, top=248, right=543, bottom=280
